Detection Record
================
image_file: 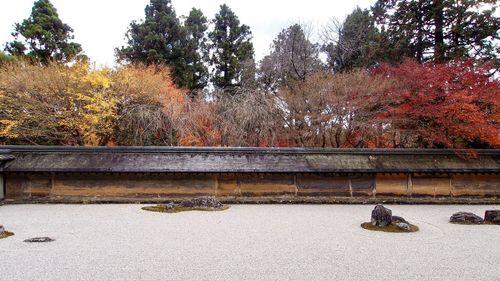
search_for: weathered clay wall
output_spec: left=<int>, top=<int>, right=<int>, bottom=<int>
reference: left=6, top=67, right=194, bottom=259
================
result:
left=3, top=173, right=499, bottom=202
left=0, top=174, right=4, bottom=200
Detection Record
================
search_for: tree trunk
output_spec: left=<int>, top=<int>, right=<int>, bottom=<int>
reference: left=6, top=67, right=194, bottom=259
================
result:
left=415, top=0, right=424, bottom=62
left=433, top=0, right=445, bottom=62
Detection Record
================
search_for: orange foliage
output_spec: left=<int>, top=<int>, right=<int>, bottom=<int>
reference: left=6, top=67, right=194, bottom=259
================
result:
left=376, top=60, right=499, bottom=148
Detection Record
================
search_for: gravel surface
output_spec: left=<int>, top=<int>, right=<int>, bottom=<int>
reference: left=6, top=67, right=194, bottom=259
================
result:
left=0, top=204, right=499, bottom=281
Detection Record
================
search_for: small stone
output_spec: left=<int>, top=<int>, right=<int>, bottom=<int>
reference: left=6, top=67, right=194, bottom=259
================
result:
left=163, top=203, right=176, bottom=210
left=371, top=205, right=392, bottom=227
left=484, top=210, right=500, bottom=224
left=394, top=222, right=411, bottom=231
left=449, top=212, right=483, bottom=224
left=24, top=237, right=55, bottom=243
left=391, top=216, right=408, bottom=224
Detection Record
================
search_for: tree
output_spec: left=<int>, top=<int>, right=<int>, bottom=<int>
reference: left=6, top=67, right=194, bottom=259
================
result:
left=373, top=0, right=499, bottom=62
left=4, top=0, right=83, bottom=64
left=209, top=4, right=254, bottom=94
left=116, top=0, right=184, bottom=83
left=440, top=0, right=499, bottom=61
left=0, top=62, right=115, bottom=145
left=0, top=62, right=186, bottom=146
left=375, top=60, right=500, bottom=148
left=258, top=24, right=322, bottom=92
left=322, top=8, right=382, bottom=72
left=112, top=65, right=186, bottom=146
left=373, top=0, right=434, bottom=62
left=178, top=8, right=209, bottom=94
left=276, top=70, right=394, bottom=147
left=240, top=58, right=258, bottom=90
left=0, top=51, right=16, bottom=65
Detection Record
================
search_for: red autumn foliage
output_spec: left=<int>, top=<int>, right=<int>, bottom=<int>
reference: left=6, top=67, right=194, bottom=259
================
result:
left=375, top=60, right=499, bottom=149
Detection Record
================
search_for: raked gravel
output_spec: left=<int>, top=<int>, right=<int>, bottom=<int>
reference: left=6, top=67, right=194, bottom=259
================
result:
left=0, top=204, right=499, bottom=281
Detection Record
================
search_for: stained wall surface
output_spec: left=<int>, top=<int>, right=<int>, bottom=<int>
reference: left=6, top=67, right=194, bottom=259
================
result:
left=0, top=174, right=4, bottom=200
left=3, top=173, right=499, bottom=202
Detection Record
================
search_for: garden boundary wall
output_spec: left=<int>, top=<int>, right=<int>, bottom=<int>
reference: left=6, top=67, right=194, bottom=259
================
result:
left=0, top=146, right=498, bottom=204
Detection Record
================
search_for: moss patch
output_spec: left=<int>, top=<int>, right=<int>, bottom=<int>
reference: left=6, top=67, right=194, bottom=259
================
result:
left=361, top=222, right=419, bottom=233
left=142, top=205, right=230, bottom=213
left=0, top=231, right=15, bottom=239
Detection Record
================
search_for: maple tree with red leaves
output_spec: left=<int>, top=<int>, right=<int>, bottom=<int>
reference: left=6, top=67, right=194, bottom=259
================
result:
left=375, top=60, right=499, bottom=149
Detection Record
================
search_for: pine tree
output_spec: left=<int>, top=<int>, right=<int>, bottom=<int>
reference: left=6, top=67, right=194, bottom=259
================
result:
left=209, top=4, right=254, bottom=94
left=5, top=0, right=83, bottom=64
left=442, top=0, right=499, bottom=61
left=178, top=8, right=209, bottom=94
left=116, top=0, right=183, bottom=77
left=373, top=0, right=499, bottom=62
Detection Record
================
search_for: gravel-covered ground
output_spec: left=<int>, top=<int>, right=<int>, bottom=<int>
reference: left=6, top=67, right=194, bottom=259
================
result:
left=0, top=204, right=499, bottom=281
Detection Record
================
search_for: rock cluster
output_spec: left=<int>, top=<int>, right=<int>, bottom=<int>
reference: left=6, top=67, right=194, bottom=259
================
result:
left=450, top=210, right=500, bottom=225
left=159, top=196, right=224, bottom=210
left=179, top=197, right=224, bottom=209
left=369, top=204, right=414, bottom=232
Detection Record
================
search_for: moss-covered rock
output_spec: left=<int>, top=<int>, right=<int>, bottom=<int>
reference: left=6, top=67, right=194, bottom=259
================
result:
left=362, top=205, right=419, bottom=233
left=142, top=205, right=230, bottom=213
left=0, top=231, right=15, bottom=239
left=361, top=222, right=419, bottom=233
left=142, top=197, right=229, bottom=213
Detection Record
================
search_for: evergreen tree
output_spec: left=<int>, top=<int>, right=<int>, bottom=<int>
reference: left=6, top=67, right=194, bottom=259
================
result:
left=179, top=8, right=209, bottom=94
left=323, top=8, right=382, bottom=72
left=209, top=4, right=254, bottom=94
left=373, top=0, right=499, bottom=62
left=116, top=0, right=183, bottom=80
left=440, top=0, right=499, bottom=61
left=5, top=0, right=83, bottom=64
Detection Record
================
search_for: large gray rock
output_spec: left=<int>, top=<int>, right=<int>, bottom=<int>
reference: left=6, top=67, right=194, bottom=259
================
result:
left=449, top=212, right=483, bottom=224
left=179, top=197, right=223, bottom=209
left=371, top=205, right=393, bottom=227
left=484, top=210, right=500, bottom=224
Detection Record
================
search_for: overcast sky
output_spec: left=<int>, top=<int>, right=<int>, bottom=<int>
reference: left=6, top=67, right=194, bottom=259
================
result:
left=0, top=0, right=374, bottom=66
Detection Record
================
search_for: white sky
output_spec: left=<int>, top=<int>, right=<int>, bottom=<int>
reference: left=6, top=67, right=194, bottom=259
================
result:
left=0, top=0, right=374, bottom=67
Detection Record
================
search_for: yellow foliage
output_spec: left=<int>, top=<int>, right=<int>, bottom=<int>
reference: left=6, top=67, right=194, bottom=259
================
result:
left=0, top=119, right=19, bottom=138
left=0, top=61, right=186, bottom=146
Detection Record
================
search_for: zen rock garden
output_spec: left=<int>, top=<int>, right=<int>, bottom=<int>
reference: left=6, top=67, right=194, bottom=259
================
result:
left=142, top=196, right=230, bottom=213
left=361, top=205, right=419, bottom=233
left=449, top=210, right=500, bottom=225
